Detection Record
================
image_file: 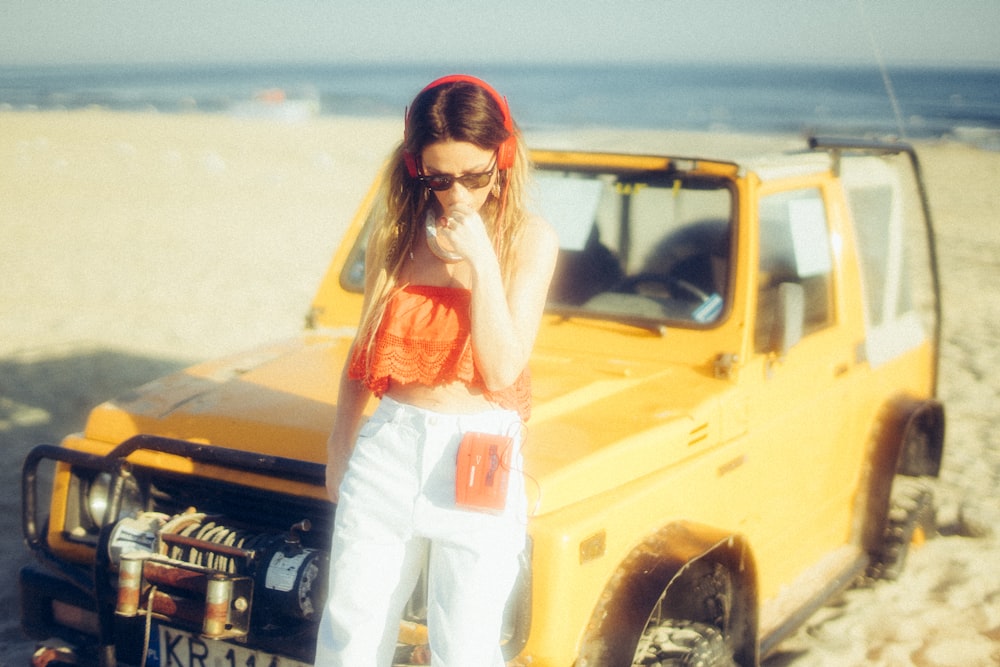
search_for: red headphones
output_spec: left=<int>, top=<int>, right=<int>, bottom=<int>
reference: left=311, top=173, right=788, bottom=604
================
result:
left=403, top=74, right=517, bottom=178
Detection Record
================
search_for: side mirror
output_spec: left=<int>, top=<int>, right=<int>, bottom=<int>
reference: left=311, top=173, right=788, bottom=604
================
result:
left=770, top=282, right=804, bottom=357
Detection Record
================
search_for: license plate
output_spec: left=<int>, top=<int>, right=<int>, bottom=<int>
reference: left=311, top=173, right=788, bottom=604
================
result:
left=155, top=625, right=310, bottom=667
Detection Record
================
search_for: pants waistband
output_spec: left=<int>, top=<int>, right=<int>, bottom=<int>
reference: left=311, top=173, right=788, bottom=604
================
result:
left=376, top=395, right=523, bottom=437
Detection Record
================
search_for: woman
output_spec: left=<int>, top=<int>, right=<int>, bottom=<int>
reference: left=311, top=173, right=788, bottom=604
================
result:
left=316, top=75, right=558, bottom=666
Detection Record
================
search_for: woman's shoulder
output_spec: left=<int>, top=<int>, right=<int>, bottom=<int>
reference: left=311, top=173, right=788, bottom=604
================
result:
left=511, top=211, right=559, bottom=279
left=517, top=211, right=559, bottom=252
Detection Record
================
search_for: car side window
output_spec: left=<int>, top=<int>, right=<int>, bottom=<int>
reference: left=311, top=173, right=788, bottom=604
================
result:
left=755, top=188, right=834, bottom=352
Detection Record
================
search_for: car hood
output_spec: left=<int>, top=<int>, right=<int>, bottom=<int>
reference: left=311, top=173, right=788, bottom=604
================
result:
left=84, top=331, right=734, bottom=514
left=84, top=334, right=351, bottom=464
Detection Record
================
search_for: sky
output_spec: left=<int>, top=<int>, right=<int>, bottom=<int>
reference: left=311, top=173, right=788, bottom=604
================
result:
left=2, top=0, right=999, bottom=69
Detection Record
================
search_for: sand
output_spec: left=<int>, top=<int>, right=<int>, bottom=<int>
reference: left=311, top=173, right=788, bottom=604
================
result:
left=2, top=110, right=998, bottom=666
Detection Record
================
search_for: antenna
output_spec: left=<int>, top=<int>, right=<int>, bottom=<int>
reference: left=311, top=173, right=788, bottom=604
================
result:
left=856, top=0, right=907, bottom=138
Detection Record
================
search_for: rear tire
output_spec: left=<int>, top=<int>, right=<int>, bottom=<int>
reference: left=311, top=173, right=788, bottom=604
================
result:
left=867, top=476, right=935, bottom=581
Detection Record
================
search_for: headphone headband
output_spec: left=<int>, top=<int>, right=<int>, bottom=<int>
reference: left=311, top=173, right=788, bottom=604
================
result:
left=403, top=74, right=517, bottom=177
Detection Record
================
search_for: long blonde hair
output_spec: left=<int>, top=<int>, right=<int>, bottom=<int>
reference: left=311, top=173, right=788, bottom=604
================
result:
left=356, top=77, right=532, bottom=353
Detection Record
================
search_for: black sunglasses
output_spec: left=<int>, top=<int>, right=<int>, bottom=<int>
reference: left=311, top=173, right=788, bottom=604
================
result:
left=417, top=159, right=497, bottom=192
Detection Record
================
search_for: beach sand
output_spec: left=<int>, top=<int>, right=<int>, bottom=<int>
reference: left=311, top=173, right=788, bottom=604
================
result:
left=2, top=110, right=998, bottom=666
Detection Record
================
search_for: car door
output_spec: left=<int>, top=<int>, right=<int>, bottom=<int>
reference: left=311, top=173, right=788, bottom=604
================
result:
left=739, top=182, right=868, bottom=602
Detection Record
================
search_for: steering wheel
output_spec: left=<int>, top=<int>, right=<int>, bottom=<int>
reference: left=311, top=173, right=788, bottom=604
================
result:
left=613, top=273, right=711, bottom=303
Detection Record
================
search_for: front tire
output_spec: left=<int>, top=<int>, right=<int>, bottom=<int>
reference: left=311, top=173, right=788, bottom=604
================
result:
left=632, top=619, right=736, bottom=667
left=631, top=560, right=738, bottom=666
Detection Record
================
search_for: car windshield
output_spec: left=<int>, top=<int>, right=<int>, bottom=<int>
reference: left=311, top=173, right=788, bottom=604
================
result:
left=538, top=167, right=734, bottom=327
left=340, top=164, right=735, bottom=328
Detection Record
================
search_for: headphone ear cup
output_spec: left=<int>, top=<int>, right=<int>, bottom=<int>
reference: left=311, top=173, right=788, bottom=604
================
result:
left=496, top=135, right=516, bottom=171
left=403, top=150, right=418, bottom=177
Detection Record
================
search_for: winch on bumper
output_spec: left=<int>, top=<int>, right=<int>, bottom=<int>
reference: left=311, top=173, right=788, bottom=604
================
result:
left=21, top=435, right=332, bottom=666
left=109, top=512, right=326, bottom=640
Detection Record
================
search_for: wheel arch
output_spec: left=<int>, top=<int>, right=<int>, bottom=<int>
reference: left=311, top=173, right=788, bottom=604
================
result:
left=895, top=398, right=945, bottom=478
left=576, top=521, right=758, bottom=666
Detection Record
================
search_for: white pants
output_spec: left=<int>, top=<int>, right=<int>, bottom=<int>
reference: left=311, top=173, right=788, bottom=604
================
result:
left=315, top=396, right=527, bottom=667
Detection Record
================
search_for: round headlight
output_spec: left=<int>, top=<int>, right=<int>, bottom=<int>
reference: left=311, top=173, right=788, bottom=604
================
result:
left=86, top=472, right=143, bottom=526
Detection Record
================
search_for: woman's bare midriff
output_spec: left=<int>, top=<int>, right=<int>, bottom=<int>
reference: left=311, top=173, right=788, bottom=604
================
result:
left=385, top=380, right=496, bottom=414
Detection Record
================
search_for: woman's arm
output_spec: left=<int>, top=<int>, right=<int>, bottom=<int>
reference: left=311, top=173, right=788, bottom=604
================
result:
left=467, top=213, right=559, bottom=390
left=324, top=237, right=382, bottom=502
left=325, top=358, right=372, bottom=503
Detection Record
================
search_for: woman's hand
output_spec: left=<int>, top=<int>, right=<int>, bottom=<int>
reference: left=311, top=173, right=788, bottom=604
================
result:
left=437, top=203, right=495, bottom=265
left=325, top=435, right=352, bottom=503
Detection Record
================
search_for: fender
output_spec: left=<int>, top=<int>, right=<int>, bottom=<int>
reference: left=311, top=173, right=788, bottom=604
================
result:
left=577, top=521, right=758, bottom=666
left=858, top=397, right=945, bottom=554
left=896, top=399, right=945, bottom=478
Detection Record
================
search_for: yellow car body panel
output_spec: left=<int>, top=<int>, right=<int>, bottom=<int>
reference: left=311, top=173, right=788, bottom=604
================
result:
left=22, top=142, right=943, bottom=666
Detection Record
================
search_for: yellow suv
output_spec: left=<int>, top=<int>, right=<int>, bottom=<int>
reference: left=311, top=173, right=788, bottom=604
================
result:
left=21, top=137, right=944, bottom=666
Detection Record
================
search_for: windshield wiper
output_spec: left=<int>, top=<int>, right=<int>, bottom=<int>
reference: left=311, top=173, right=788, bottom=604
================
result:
left=545, top=304, right=668, bottom=336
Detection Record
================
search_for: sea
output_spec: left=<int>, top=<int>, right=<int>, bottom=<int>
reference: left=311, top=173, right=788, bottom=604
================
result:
left=2, top=62, right=999, bottom=148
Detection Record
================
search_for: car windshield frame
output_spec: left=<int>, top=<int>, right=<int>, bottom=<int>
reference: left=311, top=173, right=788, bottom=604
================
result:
left=339, top=163, right=737, bottom=330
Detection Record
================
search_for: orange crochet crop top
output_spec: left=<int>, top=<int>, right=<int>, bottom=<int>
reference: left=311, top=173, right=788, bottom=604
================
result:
left=348, top=284, right=531, bottom=421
